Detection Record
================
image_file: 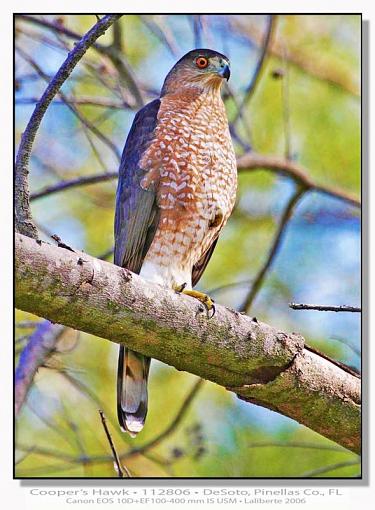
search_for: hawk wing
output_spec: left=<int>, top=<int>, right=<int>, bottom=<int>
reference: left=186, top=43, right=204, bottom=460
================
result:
left=192, top=237, right=218, bottom=287
left=114, top=99, right=161, bottom=273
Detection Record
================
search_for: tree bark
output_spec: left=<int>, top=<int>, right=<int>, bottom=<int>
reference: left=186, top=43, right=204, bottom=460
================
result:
left=15, top=233, right=361, bottom=454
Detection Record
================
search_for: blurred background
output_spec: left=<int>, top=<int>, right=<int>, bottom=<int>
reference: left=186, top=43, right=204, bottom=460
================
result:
left=15, top=14, right=361, bottom=478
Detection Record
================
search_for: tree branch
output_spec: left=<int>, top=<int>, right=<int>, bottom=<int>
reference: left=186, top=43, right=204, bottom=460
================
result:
left=30, top=172, right=118, bottom=201
left=15, top=14, right=122, bottom=238
left=15, top=233, right=361, bottom=453
left=98, top=410, right=131, bottom=477
left=17, top=15, right=144, bottom=109
left=29, top=151, right=360, bottom=209
left=231, top=16, right=360, bottom=97
left=17, top=378, right=205, bottom=469
left=16, top=45, right=121, bottom=162
left=290, top=303, right=361, bottom=313
left=15, top=320, right=65, bottom=416
left=237, top=152, right=360, bottom=208
left=240, top=187, right=305, bottom=313
left=17, top=96, right=128, bottom=109
left=233, top=15, right=276, bottom=123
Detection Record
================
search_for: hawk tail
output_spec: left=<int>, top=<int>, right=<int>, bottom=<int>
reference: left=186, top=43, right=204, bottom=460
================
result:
left=117, top=346, right=151, bottom=437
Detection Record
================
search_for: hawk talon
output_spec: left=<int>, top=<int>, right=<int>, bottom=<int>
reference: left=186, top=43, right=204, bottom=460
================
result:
left=174, top=282, right=188, bottom=293
left=208, top=303, right=216, bottom=319
left=174, top=285, right=215, bottom=319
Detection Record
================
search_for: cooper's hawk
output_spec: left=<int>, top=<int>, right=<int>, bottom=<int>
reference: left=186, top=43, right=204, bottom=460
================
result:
left=114, top=49, right=237, bottom=436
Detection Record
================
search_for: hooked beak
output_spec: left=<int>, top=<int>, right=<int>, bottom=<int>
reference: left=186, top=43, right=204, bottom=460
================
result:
left=219, top=62, right=231, bottom=81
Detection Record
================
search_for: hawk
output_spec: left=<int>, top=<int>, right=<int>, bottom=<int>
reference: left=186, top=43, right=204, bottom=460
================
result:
left=114, top=49, right=237, bottom=436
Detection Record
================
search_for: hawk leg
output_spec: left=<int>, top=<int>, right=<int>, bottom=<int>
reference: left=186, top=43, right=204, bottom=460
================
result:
left=174, top=283, right=216, bottom=318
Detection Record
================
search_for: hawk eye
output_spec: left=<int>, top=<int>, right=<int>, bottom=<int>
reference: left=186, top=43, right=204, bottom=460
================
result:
left=196, top=56, right=209, bottom=69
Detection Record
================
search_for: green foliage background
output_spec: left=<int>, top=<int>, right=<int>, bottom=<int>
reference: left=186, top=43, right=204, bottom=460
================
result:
left=15, top=14, right=361, bottom=478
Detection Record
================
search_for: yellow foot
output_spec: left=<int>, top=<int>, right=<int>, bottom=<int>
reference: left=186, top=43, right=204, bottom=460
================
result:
left=174, top=283, right=216, bottom=318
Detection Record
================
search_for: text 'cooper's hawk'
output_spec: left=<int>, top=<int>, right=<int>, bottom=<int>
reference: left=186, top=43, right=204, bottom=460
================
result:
left=114, top=49, right=237, bottom=436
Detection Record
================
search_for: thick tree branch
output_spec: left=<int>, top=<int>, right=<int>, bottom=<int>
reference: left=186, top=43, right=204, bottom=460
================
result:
left=15, top=233, right=361, bottom=453
left=15, top=14, right=122, bottom=238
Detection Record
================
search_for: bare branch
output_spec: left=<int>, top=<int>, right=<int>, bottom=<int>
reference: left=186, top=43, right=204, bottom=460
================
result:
left=140, top=15, right=179, bottom=57
left=16, top=379, right=204, bottom=469
left=17, top=15, right=144, bottom=109
left=301, top=460, right=360, bottom=478
left=99, top=410, right=131, bottom=477
left=231, top=16, right=360, bottom=97
left=15, top=233, right=361, bottom=453
left=237, top=152, right=361, bottom=208
left=16, top=46, right=121, bottom=161
left=192, top=15, right=203, bottom=48
left=16, top=96, right=127, bottom=109
left=290, top=303, right=361, bottom=313
left=233, top=15, right=276, bottom=123
left=15, top=320, right=65, bottom=416
left=240, top=187, right=306, bottom=313
left=112, top=20, right=123, bottom=52
left=30, top=172, right=118, bottom=201
left=15, top=14, right=122, bottom=239
left=246, top=441, right=353, bottom=453
left=29, top=151, right=360, bottom=209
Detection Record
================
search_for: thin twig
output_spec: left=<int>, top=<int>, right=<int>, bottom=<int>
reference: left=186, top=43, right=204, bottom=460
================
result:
left=290, top=303, right=361, bottom=313
left=300, top=460, right=360, bottom=478
left=192, top=15, right=203, bottom=48
left=240, top=187, right=306, bottom=313
left=16, top=96, right=127, bottom=109
left=280, top=43, right=292, bottom=160
left=231, top=16, right=359, bottom=97
left=16, top=461, right=82, bottom=477
left=15, top=14, right=121, bottom=238
left=99, top=410, right=131, bottom=478
left=140, top=15, right=179, bottom=57
left=233, top=15, right=276, bottom=123
left=16, top=46, right=121, bottom=162
left=112, top=20, right=123, bottom=52
left=17, top=15, right=144, bottom=109
left=30, top=172, right=118, bottom=201
left=246, top=441, right=354, bottom=453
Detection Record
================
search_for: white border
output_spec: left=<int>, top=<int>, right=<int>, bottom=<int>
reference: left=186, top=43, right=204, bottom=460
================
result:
left=3, top=2, right=373, bottom=509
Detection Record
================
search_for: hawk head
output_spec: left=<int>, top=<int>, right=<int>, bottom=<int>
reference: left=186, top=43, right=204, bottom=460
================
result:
left=161, top=49, right=230, bottom=96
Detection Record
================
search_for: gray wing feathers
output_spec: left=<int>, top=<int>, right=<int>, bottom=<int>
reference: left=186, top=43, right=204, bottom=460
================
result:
left=114, top=98, right=161, bottom=273
left=115, top=99, right=160, bottom=436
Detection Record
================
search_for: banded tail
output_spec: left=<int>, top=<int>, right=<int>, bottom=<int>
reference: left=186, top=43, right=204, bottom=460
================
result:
left=117, top=346, right=151, bottom=437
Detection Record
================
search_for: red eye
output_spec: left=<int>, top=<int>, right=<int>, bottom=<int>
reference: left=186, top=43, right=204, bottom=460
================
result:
left=196, top=56, right=209, bottom=69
